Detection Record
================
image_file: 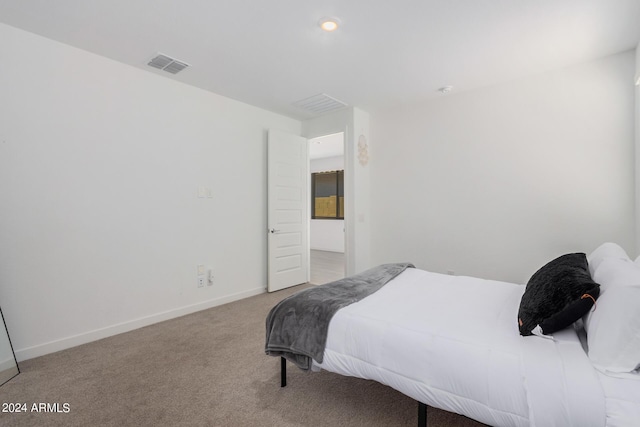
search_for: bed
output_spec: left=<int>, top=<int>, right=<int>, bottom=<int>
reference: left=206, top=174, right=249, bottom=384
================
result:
left=265, top=243, right=640, bottom=426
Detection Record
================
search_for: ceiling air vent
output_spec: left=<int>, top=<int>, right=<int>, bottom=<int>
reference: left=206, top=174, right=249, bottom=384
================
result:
left=147, top=53, right=189, bottom=74
left=293, top=93, right=348, bottom=116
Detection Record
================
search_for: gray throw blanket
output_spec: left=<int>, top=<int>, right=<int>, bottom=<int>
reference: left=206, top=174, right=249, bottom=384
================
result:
left=265, top=263, right=414, bottom=371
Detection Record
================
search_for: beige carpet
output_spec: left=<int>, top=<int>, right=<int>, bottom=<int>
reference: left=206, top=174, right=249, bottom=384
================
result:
left=0, top=284, right=487, bottom=427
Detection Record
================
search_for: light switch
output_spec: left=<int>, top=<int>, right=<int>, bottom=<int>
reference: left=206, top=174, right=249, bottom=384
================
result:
left=197, top=186, right=206, bottom=198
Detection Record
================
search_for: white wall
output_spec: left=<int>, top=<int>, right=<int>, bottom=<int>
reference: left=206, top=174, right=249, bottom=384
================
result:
left=310, top=155, right=344, bottom=173
left=371, top=51, right=636, bottom=284
left=350, top=108, right=371, bottom=272
left=636, top=42, right=640, bottom=254
left=0, top=24, right=301, bottom=360
left=310, top=220, right=345, bottom=252
left=310, top=155, right=345, bottom=252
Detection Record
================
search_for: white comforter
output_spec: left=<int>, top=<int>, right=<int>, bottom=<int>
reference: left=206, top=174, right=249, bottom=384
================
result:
left=314, top=268, right=623, bottom=427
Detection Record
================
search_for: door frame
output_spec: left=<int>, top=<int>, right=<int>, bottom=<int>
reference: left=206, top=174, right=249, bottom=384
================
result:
left=308, top=131, right=347, bottom=279
left=304, top=123, right=351, bottom=276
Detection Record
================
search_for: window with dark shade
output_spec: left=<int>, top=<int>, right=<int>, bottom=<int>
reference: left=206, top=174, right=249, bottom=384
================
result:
left=312, top=170, right=344, bottom=219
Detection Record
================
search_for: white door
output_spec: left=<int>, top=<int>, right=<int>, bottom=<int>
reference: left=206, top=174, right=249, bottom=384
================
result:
left=267, top=129, right=310, bottom=292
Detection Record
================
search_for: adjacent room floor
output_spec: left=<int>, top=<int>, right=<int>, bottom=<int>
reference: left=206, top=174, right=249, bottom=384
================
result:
left=310, top=250, right=344, bottom=285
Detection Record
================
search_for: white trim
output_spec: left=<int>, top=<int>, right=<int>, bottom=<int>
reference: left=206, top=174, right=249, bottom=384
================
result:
left=310, top=247, right=345, bottom=253
left=14, top=287, right=265, bottom=362
left=0, top=357, right=17, bottom=372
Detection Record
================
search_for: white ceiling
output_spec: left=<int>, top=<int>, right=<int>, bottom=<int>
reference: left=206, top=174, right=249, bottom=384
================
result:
left=1, top=1, right=639, bottom=120
left=310, top=132, right=344, bottom=160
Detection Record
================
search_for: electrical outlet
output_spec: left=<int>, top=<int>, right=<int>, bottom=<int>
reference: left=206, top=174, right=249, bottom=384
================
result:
left=197, top=277, right=205, bottom=288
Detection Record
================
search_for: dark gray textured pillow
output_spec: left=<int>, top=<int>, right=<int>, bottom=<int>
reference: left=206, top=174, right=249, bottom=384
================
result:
left=518, top=253, right=600, bottom=336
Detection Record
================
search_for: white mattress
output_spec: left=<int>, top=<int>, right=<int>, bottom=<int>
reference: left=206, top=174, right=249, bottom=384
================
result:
left=313, top=268, right=633, bottom=427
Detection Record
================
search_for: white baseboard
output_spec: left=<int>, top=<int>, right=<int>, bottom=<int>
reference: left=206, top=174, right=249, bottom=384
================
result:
left=0, top=357, right=17, bottom=372
left=15, top=286, right=266, bottom=362
left=310, top=247, right=345, bottom=253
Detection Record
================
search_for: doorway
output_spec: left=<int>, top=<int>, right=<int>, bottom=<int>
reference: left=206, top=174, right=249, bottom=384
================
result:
left=309, top=132, right=345, bottom=284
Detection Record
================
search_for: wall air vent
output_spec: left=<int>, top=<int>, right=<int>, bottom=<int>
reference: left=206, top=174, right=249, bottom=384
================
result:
left=147, top=53, right=189, bottom=74
left=293, top=93, right=348, bottom=116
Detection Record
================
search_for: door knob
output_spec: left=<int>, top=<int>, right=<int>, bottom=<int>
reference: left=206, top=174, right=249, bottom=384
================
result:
left=269, top=228, right=280, bottom=234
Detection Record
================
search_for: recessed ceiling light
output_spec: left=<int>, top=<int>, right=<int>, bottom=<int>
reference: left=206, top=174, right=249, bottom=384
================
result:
left=319, top=17, right=340, bottom=32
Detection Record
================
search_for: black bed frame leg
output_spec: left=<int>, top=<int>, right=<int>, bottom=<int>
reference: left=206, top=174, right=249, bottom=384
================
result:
left=280, top=357, right=287, bottom=387
left=418, top=402, right=427, bottom=427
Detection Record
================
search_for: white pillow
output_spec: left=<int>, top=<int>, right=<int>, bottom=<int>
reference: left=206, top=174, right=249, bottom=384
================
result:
left=584, top=258, right=640, bottom=333
left=587, top=242, right=630, bottom=277
left=586, top=285, right=640, bottom=374
left=593, top=257, right=640, bottom=291
left=585, top=258, right=640, bottom=375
